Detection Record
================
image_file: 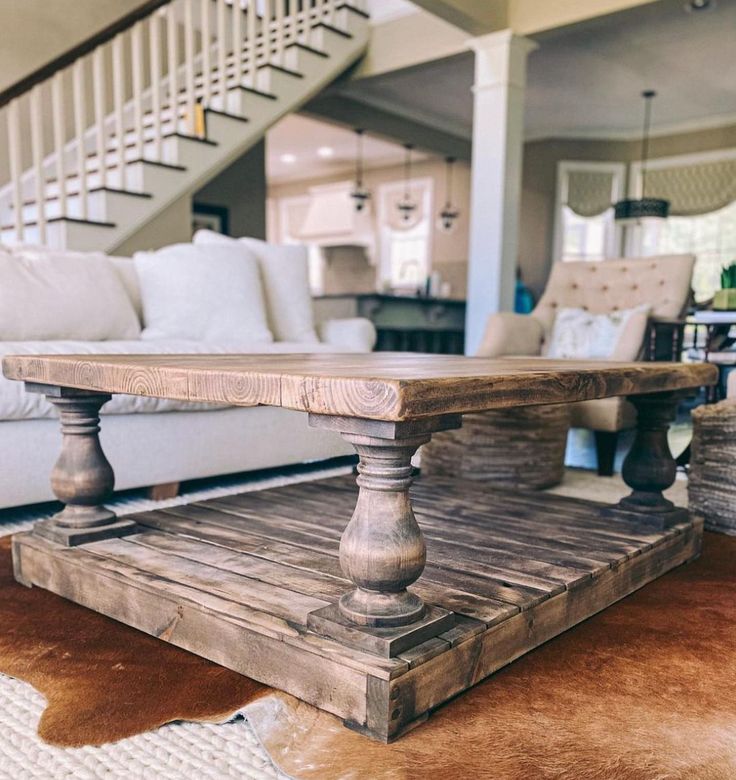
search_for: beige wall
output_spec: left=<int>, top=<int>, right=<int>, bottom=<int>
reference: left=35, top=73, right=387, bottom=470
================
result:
left=112, top=195, right=193, bottom=256
left=0, top=0, right=152, bottom=94
left=519, top=123, right=736, bottom=297
left=269, top=157, right=472, bottom=298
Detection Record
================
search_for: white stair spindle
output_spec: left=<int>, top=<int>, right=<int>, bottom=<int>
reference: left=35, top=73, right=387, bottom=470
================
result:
left=51, top=72, right=67, bottom=219
left=201, top=0, right=211, bottom=105
left=72, top=59, right=88, bottom=221
left=274, top=0, right=285, bottom=64
left=112, top=35, right=127, bottom=189
left=30, top=86, right=46, bottom=243
left=302, top=0, right=311, bottom=47
left=261, top=0, right=272, bottom=67
left=286, top=0, right=294, bottom=44
left=314, top=0, right=324, bottom=31
left=325, top=0, right=334, bottom=25
left=7, top=100, right=24, bottom=242
left=232, top=0, right=243, bottom=87
left=149, top=14, right=163, bottom=159
left=184, top=0, right=196, bottom=134
left=166, top=4, right=179, bottom=126
left=131, top=22, right=144, bottom=159
left=217, top=0, right=227, bottom=98
left=245, top=0, right=256, bottom=85
left=92, top=48, right=108, bottom=189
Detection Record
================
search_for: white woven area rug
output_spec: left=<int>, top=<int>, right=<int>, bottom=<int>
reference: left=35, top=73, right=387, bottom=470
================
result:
left=0, top=465, right=688, bottom=779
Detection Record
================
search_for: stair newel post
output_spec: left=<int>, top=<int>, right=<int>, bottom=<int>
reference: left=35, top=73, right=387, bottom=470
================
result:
left=183, top=0, right=197, bottom=135
left=29, top=85, right=46, bottom=243
left=166, top=4, right=179, bottom=133
left=131, top=22, right=145, bottom=159
left=112, top=34, right=127, bottom=190
left=217, top=0, right=227, bottom=102
left=72, top=59, right=88, bottom=221
left=92, top=47, right=108, bottom=190
left=51, top=72, right=67, bottom=220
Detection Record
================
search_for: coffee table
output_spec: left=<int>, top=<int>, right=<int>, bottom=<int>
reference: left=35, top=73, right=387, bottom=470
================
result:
left=3, top=354, right=717, bottom=741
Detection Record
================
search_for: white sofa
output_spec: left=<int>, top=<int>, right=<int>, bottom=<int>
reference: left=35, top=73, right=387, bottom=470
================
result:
left=0, top=240, right=376, bottom=509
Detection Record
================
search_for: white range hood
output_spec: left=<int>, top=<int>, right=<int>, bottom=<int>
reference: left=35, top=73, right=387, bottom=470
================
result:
left=297, top=181, right=376, bottom=261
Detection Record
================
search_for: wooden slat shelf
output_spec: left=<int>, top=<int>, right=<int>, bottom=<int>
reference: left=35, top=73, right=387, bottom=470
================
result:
left=13, top=473, right=703, bottom=741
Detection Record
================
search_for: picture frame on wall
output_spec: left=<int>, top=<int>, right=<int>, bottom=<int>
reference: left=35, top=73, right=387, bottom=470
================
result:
left=192, top=202, right=230, bottom=236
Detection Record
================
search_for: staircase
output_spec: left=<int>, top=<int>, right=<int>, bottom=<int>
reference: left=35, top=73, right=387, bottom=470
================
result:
left=0, top=0, right=369, bottom=251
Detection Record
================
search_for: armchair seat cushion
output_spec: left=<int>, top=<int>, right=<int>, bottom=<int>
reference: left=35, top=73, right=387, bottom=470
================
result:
left=569, top=397, right=637, bottom=433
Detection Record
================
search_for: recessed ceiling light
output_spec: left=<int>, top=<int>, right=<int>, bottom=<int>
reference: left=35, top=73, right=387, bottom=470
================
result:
left=685, top=0, right=715, bottom=11
left=280, top=153, right=296, bottom=164
left=317, top=146, right=334, bottom=158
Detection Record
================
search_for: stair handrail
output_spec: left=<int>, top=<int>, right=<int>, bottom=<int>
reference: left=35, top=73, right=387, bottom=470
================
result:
left=0, top=0, right=172, bottom=110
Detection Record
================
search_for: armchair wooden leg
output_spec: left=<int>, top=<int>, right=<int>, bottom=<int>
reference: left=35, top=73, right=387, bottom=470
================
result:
left=594, top=431, right=618, bottom=476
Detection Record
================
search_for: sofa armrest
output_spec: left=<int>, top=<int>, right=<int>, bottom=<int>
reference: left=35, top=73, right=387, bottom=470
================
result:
left=475, top=313, right=544, bottom=357
left=319, top=317, right=377, bottom=353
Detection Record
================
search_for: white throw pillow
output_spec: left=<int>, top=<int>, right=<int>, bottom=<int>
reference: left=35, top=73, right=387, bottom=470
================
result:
left=0, top=250, right=141, bottom=341
left=134, top=242, right=272, bottom=343
left=546, top=304, right=651, bottom=360
left=193, top=230, right=318, bottom=342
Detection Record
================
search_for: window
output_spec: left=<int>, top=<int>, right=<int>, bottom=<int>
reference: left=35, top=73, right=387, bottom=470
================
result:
left=626, top=150, right=736, bottom=303
left=554, top=162, right=625, bottom=262
left=377, top=177, right=433, bottom=290
left=631, top=201, right=736, bottom=303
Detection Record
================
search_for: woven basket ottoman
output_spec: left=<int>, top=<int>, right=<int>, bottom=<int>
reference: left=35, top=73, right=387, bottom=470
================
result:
left=688, top=399, right=736, bottom=535
left=420, top=404, right=571, bottom=490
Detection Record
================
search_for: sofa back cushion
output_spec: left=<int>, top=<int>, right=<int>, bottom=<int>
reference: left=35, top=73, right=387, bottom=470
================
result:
left=0, top=250, right=141, bottom=340
left=193, top=230, right=318, bottom=343
left=109, top=255, right=144, bottom=321
left=134, top=242, right=272, bottom=343
left=533, top=255, right=695, bottom=335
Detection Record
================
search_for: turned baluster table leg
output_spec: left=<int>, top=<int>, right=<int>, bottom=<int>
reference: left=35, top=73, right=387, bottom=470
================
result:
left=27, top=384, right=136, bottom=546
left=307, top=414, right=459, bottom=657
left=609, top=391, right=689, bottom=529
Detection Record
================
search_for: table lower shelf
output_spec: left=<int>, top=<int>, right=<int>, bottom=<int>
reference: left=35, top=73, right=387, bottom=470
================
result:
left=12, top=474, right=703, bottom=742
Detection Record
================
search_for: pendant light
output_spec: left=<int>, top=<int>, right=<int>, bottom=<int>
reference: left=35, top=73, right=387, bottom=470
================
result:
left=397, top=143, right=417, bottom=224
left=614, top=90, right=669, bottom=221
left=349, top=128, right=370, bottom=212
left=437, top=156, right=460, bottom=232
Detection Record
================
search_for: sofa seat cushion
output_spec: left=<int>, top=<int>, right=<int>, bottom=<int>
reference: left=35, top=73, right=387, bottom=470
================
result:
left=0, top=338, right=365, bottom=421
left=569, top=397, right=637, bottom=433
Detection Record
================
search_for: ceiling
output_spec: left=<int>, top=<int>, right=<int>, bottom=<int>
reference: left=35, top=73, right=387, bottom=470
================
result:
left=267, top=0, right=736, bottom=183
left=266, top=115, right=428, bottom=184
left=334, top=0, right=736, bottom=141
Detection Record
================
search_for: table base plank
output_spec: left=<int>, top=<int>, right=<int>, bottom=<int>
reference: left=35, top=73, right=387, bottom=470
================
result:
left=12, top=473, right=703, bottom=742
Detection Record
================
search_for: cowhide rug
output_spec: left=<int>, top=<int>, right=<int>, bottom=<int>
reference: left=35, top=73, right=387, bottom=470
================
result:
left=0, top=536, right=266, bottom=747
left=4, top=531, right=736, bottom=780
left=245, top=532, right=736, bottom=780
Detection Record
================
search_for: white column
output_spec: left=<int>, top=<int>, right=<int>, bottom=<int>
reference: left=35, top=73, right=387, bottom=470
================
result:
left=464, top=31, right=536, bottom=355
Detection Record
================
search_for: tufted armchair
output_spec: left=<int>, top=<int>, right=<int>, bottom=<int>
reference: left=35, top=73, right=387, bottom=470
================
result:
left=477, top=255, right=695, bottom=475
